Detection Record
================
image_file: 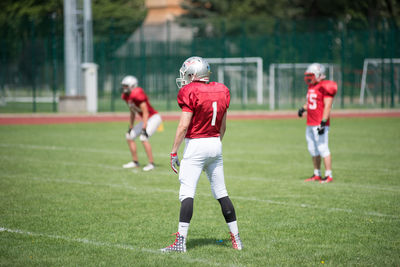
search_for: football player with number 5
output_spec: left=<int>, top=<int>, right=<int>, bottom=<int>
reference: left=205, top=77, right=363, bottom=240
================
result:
left=298, top=63, right=338, bottom=183
left=161, top=56, right=242, bottom=252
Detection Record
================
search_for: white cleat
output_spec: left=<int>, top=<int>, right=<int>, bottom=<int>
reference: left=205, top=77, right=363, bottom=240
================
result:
left=143, top=163, right=155, bottom=172
left=122, top=161, right=139, bottom=169
left=161, top=232, right=186, bottom=252
left=230, top=232, right=243, bottom=250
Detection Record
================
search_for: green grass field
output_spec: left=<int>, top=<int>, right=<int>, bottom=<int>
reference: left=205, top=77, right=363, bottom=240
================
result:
left=1, top=117, right=399, bottom=266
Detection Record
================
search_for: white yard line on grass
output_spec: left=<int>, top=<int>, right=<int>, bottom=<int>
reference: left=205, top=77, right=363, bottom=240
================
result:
left=3, top=173, right=399, bottom=219
left=0, top=143, right=128, bottom=155
left=1, top=148, right=399, bottom=193
left=0, top=227, right=235, bottom=267
left=232, top=196, right=399, bottom=219
left=0, top=143, right=274, bottom=165
left=2, top=152, right=400, bottom=195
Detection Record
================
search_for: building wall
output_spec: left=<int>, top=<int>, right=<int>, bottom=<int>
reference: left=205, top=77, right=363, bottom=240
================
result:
left=144, top=0, right=185, bottom=25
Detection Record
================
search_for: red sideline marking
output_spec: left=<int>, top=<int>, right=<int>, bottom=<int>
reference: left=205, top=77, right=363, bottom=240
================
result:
left=0, top=116, right=130, bottom=125
left=331, top=112, right=400, bottom=118
left=0, top=111, right=399, bottom=125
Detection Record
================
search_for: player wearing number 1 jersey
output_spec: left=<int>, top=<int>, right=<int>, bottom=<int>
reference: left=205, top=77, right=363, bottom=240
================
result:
left=298, top=63, right=338, bottom=183
left=161, top=56, right=242, bottom=252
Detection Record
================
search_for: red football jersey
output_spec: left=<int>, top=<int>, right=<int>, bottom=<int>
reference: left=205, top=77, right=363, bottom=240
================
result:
left=306, top=80, right=338, bottom=126
left=177, top=81, right=230, bottom=138
left=121, top=87, right=158, bottom=118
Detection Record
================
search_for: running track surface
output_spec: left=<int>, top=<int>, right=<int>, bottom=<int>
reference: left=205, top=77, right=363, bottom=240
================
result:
left=1, top=110, right=399, bottom=125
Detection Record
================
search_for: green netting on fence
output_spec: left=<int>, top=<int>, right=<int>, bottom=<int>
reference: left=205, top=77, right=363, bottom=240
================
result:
left=0, top=17, right=399, bottom=113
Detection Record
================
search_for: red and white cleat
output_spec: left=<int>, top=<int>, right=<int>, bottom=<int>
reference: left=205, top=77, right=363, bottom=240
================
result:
left=305, top=175, right=322, bottom=182
left=320, top=176, right=333, bottom=183
left=229, top=232, right=243, bottom=250
left=160, top=232, right=186, bottom=252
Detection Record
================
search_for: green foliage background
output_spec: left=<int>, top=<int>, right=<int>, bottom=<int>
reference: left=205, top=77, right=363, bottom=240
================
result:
left=0, top=0, right=146, bottom=37
left=1, top=0, right=399, bottom=37
left=180, top=0, right=400, bottom=29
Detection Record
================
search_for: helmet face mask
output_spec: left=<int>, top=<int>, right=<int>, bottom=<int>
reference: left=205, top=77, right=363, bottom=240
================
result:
left=176, top=68, right=189, bottom=89
left=304, top=73, right=317, bottom=85
left=304, top=63, right=326, bottom=85
left=121, top=75, right=138, bottom=94
left=121, top=85, right=130, bottom=94
left=176, top=56, right=210, bottom=88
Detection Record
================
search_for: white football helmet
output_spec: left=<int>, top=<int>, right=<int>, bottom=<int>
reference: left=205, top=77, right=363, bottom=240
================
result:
left=121, top=75, right=138, bottom=93
left=176, top=56, right=210, bottom=88
left=304, top=63, right=326, bottom=85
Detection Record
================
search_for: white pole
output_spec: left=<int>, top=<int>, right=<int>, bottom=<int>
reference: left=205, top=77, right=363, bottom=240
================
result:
left=82, top=63, right=98, bottom=113
left=63, top=0, right=79, bottom=96
left=218, top=66, right=224, bottom=84
left=257, top=58, right=263, bottom=104
left=329, top=65, right=334, bottom=80
left=243, top=65, right=248, bottom=104
left=360, top=59, right=368, bottom=104
left=83, top=0, right=93, bottom=62
left=269, top=64, right=275, bottom=110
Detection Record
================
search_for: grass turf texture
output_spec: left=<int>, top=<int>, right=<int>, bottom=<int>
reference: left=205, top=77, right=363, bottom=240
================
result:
left=0, top=117, right=399, bottom=266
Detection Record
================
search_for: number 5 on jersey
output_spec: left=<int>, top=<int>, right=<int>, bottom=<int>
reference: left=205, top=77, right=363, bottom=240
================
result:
left=308, top=93, right=317, bottom=110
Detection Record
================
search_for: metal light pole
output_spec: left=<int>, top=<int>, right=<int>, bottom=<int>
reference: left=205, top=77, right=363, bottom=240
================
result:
left=62, top=0, right=96, bottom=112
left=63, top=0, right=79, bottom=96
left=83, top=0, right=93, bottom=62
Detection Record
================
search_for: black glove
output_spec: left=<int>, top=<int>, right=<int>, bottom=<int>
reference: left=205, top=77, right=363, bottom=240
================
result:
left=317, top=120, right=327, bottom=135
left=141, top=128, right=148, bottom=138
left=127, top=127, right=132, bottom=134
left=298, top=107, right=305, bottom=117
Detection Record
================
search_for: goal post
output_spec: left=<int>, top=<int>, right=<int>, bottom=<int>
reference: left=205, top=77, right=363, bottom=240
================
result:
left=269, top=63, right=339, bottom=110
left=205, top=57, right=263, bottom=105
left=359, top=58, right=400, bottom=105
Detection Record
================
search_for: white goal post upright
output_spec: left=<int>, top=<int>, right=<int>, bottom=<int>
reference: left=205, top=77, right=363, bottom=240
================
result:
left=205, top=57, right=263, bottom=104
left=359, top=58, right=400, bottom=104
left=269, top=63, right=335, bottom=110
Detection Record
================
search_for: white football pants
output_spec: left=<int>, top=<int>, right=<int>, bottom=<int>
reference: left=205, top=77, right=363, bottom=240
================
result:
left=178, top=137, right=228, bottom=202
left=125, top=113, right=162, bottom=141
left=305, top=125, right=330, bottom=158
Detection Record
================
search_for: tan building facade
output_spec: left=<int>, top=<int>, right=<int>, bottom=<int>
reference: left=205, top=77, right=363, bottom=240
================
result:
left=116, top=0, right=193, bottom=47
left=144, top=0, right=186, bottom=25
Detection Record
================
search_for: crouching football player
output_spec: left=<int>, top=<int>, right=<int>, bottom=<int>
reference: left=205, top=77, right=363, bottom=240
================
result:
left=120, top=75, right=162, bottom=172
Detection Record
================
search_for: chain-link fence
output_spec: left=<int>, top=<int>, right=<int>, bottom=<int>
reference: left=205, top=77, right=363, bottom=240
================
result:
left=1, top=17, right=399, bottom=112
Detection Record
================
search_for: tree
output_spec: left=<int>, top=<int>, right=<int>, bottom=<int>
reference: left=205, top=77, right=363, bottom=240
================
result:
left=291, top=0, right=399, bottom=28
left=0, top=0, right=147, bottom=37
left=92, top=0, right=146, bottom=37
left=179, top=0, right=400, bottom=33
left=0, top=0, right=147, bottom=90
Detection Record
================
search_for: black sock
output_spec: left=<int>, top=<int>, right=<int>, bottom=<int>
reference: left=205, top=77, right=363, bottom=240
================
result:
left=218, top=196, right=237, bottom=223
left=179, top=198, right=194, bottom=223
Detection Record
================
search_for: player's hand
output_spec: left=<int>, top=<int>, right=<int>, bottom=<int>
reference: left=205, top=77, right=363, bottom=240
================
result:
left=298, top=107, right=305, bottom=117
left=317, top=120, right=327, bottom=135
left=170, top=152, right=180, bottom=174
left=127, top=127, right=133, bottom=134
left=140, top=128, right=148, bottom=138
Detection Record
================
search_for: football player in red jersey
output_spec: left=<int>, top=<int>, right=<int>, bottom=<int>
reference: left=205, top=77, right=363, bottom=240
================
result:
left=161, top=57, right=242, bottom=252
left=298, top=63, right=338, bottom=183
left=120, top=75, right=162, bottom=172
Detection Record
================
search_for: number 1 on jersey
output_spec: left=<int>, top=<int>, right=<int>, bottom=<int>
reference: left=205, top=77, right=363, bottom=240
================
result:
left=211, top=101, right=217, bottom=126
